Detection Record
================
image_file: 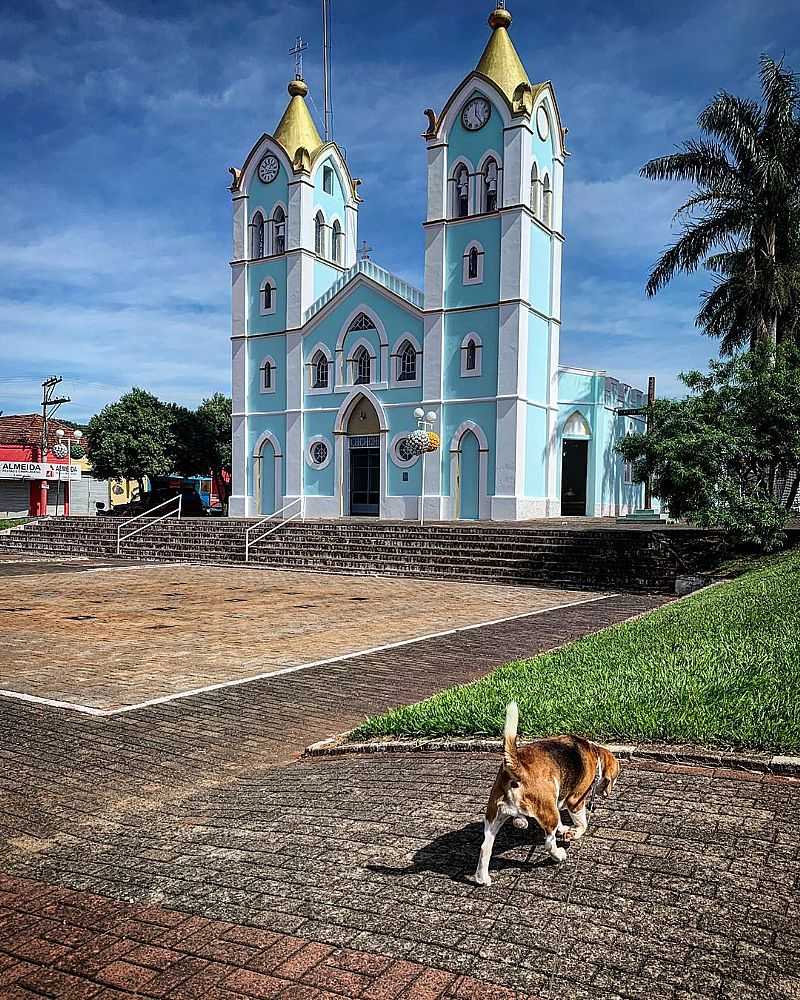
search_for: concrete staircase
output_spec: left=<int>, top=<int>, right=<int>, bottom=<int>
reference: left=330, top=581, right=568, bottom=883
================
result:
left=0, top=516, right=723, bottom=592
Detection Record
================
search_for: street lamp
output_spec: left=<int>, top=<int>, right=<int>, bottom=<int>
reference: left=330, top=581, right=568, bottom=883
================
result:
left=54, top=429, right=82, bottom=516
left=412, top=407, right=438, bottom=526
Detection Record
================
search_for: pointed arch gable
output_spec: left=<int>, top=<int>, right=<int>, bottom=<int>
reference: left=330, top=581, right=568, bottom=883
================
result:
left=436, top=77, right=513, bottom=140
left=335, top=303, right=388, bottom=352
left=533, top=85, right=567, bottom=160
left=449, top=419, right=489, bottom=453
left=308, top=143, right=360, bottom=206
left=252, top=428, right=283, bottom=458
left=562, top=409, right=592, bottom=437
left=334, top=387, right=389, bottom=433
left=236, top=135, right=293, bottom=195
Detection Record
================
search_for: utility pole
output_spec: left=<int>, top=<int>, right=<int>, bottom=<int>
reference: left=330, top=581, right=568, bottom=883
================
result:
left=38, top=376, right=71, bottom=517
left=40, top=376, right=71, bottom=460
left=616, top=375, right=658, bottom=517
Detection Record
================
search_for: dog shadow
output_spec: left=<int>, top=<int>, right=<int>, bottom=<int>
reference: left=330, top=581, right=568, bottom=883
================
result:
left=366, top=819, right=560, bottom=885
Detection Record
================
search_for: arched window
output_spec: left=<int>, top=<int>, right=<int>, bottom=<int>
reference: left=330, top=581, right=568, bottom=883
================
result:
left=466, top=339, right=477, bottom=371
left=259, top=356, right=276, bottom=394
left=563, top=411, right=591, bottom=436
left=531, top=162, right=541, bottom=218
left=312, top=350, right=329, bottom=389
left=315, top=211, right=326, bottom=256
left=397, top=341, right=416, bottom=382
left=263, top=282, right=273, bottom=312
left=348, top=312, right=376, bottom=332
left=461, top=333, right=482, bottom=376
left=543, top=174, right=553, bottom=228
left=332, top=220, right=343, bottom=264
left=259, top=278, right=276, bottom=316
left=353, top=346, right=371, bottom=385
left=272, top=206, right=286, bottom=254
left=250, top=211, right=265, bottom=258
left=463, top=241, right=484, bottom=284
left=454, top=164, right=469, bottom=218
left=482, top=157, right=498, bottom=212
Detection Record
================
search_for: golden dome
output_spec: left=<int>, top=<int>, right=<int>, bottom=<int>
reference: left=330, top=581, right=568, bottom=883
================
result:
left=273, top=78, right=322, bottom=164
left=475, top=6, right=531, bottom=106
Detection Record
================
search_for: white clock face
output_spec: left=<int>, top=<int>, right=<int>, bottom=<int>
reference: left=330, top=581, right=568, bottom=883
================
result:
left=461, top=97, right=491, bottom=131
left=536, top=106, right=550, bottom=141
left=258, top=154, right=279, bottom=184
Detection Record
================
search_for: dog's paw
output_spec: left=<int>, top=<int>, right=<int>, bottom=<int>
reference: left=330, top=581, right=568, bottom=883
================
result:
left=473, top=871, right=492, bottom=887
left=551, top=846, right=568, bottom=863
left=512, top=817, right=529, bottom=830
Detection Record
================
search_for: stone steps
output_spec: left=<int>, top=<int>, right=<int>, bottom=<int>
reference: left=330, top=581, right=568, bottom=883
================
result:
left=0, top=516, right=719, bottom=593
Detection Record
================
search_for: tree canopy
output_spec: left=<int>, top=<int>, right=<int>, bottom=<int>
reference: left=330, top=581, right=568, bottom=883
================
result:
left=617, top=346, right=800, bottom=550
left=641, top=55, right=800, bottom=353
left=87, top=388, right=176, bottom=494
left=87, top=389, right=232, bottom=505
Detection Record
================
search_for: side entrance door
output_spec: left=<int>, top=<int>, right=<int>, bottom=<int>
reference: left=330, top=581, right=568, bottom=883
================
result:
left=561, top=439, right=588, bottom=516
left=349, top=447, right=380, bottom=516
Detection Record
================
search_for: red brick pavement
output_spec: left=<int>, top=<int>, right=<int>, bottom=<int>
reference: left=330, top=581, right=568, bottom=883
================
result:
left=0, top=874, right=537, bottom=999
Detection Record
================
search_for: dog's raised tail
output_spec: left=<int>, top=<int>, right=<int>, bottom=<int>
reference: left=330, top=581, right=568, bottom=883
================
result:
left=503, top=701, right=520, bottom=775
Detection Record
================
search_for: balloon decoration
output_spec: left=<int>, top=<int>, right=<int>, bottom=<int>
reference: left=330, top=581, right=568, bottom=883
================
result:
left=407, top=429, right=440, bottom=455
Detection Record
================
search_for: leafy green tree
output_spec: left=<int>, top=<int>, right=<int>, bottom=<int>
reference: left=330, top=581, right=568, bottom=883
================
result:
left=617, top=347, right=800, bottom=550
left=641, top=56, right=800, bottom=352
left=196, top=393, right=232, bottom=508
left=87, top=388, right=176, bottom=497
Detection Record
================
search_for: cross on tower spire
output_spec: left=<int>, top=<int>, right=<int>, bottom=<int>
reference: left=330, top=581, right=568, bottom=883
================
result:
left=289, top=35, right=308, bottom=79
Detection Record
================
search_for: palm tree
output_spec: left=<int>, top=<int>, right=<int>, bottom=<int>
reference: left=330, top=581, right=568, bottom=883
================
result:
left=641, top=55, right=800, bottom=352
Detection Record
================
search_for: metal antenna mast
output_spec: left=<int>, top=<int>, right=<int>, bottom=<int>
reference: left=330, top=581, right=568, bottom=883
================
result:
left=322, top=0, right=332, bottom=141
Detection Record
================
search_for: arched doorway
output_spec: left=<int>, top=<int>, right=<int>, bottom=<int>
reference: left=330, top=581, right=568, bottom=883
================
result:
left=560, top=411, right=591, bottom=516
left=346, top=397, right=380, bottom=516
left=253, top=431, right=282, bottom=516
left=455, top=430, right=480, bottom=520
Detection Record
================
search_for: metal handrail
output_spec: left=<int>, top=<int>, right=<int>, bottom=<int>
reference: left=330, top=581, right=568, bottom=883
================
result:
left=245, top=497, right=304, bottom=562
left=116, top=494, right=182, bottom=555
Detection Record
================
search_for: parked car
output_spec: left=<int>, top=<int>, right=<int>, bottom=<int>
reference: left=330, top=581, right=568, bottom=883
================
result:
left=99, top=487, right=209, bottom=517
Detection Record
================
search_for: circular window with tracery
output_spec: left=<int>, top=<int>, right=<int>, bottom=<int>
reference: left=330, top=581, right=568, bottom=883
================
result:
left=307, top=437, right=331, bottom=470
left=391, top=434, right=419, bottom=468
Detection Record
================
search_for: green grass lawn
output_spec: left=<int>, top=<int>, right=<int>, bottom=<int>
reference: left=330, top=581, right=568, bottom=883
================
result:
left=0, top=518, right=28, bottom=532
left=352, top=551, right=800, bottom=754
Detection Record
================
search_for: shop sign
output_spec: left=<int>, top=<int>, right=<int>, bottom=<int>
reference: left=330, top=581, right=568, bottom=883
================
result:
left=0, top=461, right=81, bottom=481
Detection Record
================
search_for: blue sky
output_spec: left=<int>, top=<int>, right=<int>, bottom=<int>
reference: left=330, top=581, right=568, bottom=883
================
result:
left=1, top=0, right=796, bottom=421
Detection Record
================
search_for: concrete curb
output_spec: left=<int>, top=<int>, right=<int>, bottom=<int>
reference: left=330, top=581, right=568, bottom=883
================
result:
left=304, top=734, right=800, bottom=777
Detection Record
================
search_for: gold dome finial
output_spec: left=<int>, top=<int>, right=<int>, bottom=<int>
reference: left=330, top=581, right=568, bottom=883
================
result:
left=475, top=3, right=530, bottom=107
left=488, top=6, right=512, bottom=29
left=274, top=78, right=322, bottom=166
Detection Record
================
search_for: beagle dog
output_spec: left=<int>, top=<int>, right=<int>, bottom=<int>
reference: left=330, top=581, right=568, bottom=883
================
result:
left=474, top=702, right=620, bottom=886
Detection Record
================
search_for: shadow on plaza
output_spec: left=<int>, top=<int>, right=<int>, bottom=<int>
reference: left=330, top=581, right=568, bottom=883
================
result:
left=366, top=819, right=558, bottom=885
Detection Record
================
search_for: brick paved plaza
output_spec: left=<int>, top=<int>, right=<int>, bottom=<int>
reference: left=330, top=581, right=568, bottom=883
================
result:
left=1, top=559, right=798, bottom=999
left=0, top=564, right=597, bottom=711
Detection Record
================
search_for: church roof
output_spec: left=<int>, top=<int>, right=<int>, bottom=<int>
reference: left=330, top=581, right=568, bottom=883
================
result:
left=273, top=78, right=323, bottom=164
left=304, top=259, right=424, bottom=324
left=474, top=7, right=531, bottom=106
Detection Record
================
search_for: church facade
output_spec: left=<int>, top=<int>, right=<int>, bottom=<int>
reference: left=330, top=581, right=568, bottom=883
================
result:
left=228, top=5, right=646, bottom=521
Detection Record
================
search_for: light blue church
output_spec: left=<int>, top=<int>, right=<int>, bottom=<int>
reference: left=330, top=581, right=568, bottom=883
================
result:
left=228, top=5, right=646, bottom=521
